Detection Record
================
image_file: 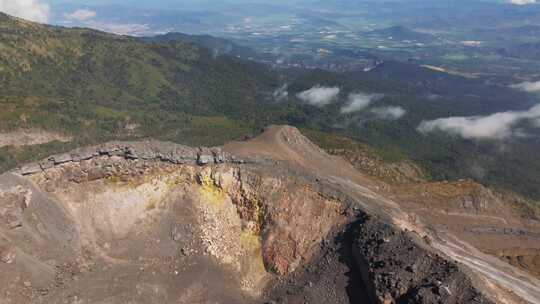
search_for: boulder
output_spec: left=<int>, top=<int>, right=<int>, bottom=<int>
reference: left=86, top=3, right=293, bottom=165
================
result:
left=39, top=160, right=55, bottom=170
left=197, top=148, right=214, bottom=165
left=21, top=163, right=42, bottom=175
left=197, top=154, right=213, bottom=165
left=0, top=245, right=16, bottom=264
left=53, top=153, right=72, bottom=165
left=71, top=149, right=97, bottom=162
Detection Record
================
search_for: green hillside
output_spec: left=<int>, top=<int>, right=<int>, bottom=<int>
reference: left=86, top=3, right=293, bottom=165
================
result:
left=0, top=12, right=297, bottom=170
left=2, top=12, right=540, bottom=202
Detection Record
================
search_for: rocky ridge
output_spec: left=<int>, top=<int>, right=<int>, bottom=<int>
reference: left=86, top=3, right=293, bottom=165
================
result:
left=0, top=126, right=538, bottom=303
left=18, top=141, right=248, bottom=176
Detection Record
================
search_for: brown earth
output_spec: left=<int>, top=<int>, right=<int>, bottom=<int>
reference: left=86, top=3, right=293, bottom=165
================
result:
left=0, top=129, right=72, bottom=148
left=0, top=126, right=538, bottom=303
left=334, top=141, right=540, bottom=280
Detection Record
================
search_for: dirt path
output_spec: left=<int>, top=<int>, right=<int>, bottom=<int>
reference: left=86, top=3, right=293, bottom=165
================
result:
left=434, top=235, right=540, bottom=304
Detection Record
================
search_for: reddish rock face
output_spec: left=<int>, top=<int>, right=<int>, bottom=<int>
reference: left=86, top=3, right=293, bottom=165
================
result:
left=0, top=126, right=537, bottom=304
left=260, top=187, right=345, bottom=275
left=199, top=166, right=348, bottom=275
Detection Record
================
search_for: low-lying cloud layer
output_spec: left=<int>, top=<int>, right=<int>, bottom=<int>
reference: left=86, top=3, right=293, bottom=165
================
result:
left=371, top=106, right=407, bottom=120
left=340, top=92, right=384, bottom=114
left=295, top=88, right=406, bottom=120
left=297, top=86, right=340, bottom=107
left=510, top=80, right=540, bottom=93
left=418, top=104, right=540, bottom=139
left=0, top=0, right=50, bottom=23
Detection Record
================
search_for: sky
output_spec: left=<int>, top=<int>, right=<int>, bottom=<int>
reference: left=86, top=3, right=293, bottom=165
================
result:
left=0, top=0, right=538, bottom=35
left=2, top=0, right=540, bottom=23
left=0, top=0, right=280, bottom=35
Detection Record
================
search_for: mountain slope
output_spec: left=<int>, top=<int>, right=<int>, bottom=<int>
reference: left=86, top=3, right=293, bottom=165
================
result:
left=2, top=12, right=540, bottom=204
left=143, top=32, right=257, bottom=58
left=0, top=12, right=297, bottom=172
left=0, top=12, right=280, bottom=142
left=368, top=26, right=437, bottom=43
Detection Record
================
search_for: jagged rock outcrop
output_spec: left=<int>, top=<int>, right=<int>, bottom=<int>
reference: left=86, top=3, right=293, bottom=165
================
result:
left=352, top=215, right=491, bottom=304
left=19, top=141, right=246, bottom=176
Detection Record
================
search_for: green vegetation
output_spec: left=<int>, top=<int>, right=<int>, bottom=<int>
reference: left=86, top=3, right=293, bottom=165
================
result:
left=284, top=64, right=540, bottom=200
left=0, top=12, right=288, bottom=167
left=301, top=128, right=406, bottom=163
left=0, top=141, right=79, bottom=172
left=2, top=12, right=540, bottom=203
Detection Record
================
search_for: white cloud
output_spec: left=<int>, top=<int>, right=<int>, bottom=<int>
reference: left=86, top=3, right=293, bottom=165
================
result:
left=371, top=106, right=407, bottom=120
left=417, top=104, right=540, bottom=139
left=273, top=84, right=289, bottom=101
left=510, top=80, right=540, bottom=93
left=510, top=0, right=536, bottom=5
left=340, top=92, right=383, bottom=114
left=297, top=86, right=340, bottom=107
left=65, top=9, right=96, bottom=21
left=0, top=0, right=50, bottom=23
left=87, top=21, right=151, bottom=36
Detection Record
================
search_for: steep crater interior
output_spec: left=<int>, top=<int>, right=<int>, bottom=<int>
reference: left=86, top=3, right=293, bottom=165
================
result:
left=1, top=128, right=534, bottom=304
left=0, top=148, right=366, bottom=303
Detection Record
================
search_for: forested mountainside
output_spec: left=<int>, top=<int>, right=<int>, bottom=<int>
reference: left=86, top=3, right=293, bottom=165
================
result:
left=0, top=12, right=287, bottom=145
left=2, top=11, right=540, bottom=201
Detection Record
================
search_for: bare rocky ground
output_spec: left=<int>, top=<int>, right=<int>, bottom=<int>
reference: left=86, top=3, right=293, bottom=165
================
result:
left=0, top=126, right=539, bottom=303
left=0, top=129, right=71, bottom=148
